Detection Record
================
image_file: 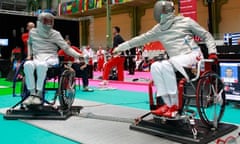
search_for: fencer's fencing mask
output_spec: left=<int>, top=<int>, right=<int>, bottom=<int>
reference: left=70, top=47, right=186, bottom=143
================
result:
left=153, top=0, right=174, bottom=23
left=37, top=12, right=55, bottom=38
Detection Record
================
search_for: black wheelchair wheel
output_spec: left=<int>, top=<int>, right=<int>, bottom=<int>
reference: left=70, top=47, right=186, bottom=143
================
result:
left=12, top=60, right=26, bottom=97
left=58, top=69, right=76, bottom=109
left=196, top=71, right=226, bottom=129
left=21, top=77, right=29, bottom=99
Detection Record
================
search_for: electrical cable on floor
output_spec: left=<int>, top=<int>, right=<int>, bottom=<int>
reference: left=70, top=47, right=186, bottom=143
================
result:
left=77, top=112, right=135, bottom=124
left=81, top=101, right=149, bottom=108
left=73, top=101, right=150, bottom=123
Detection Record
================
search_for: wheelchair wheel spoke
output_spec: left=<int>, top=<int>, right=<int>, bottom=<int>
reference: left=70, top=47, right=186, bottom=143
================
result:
left=196, top=72, right=226, bottom=129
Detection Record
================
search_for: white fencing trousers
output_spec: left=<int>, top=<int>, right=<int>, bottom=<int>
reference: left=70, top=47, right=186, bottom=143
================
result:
left=151, top=60, right=177, bottom=98
left=150, top=48, right=203, bottom=106
left=23, top=57, right=59, bottom=92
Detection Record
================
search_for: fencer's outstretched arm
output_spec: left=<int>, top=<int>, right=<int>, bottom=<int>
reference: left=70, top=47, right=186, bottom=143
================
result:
left=55, top=32, right=83, bottom=59
left=27, top=42, right=32, bottom=59
left=187, top=17, right=217, bottom=54
left=26, top=33, right=34, bottom=60
left=114, top=24, right=160, bottom=53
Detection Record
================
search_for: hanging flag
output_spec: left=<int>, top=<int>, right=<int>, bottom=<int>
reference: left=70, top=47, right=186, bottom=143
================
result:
left=66, top=2, right=72, bottom=14
left=96, top=0, right=102, bottom=8
left=89, top=0, right=95, bottom=9
left=79, top=0, right=83, bottom=12
left=93, top=0, right=97, bottom=8
left=61, top=3, right=67, bottom=15
left=82, top=0, right=85, bottom=11
left=85, top=0, right=88, bottom=11
left=58, top=3, right=62, bottom=16
left=72, top=0, right=79, bottom=13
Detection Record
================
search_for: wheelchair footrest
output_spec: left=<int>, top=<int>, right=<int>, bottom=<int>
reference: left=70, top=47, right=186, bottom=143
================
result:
left=130, top=119, right=238, bottom=144
left=3, top=105, right=83, bottom=120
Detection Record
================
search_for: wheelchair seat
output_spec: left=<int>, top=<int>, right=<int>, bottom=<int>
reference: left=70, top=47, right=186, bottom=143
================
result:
left=46, top=65, right=61, bottom=79
left=175, top=67, right=196, bottom=82
left=46, top=56, right=65, bottom=79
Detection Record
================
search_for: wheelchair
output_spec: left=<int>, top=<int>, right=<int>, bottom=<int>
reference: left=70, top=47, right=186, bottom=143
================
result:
left=150, top=59, right=225, bottom=127
left=4, top=57, right=82, bottom=120
left=130, top=58, right=238, bottom=144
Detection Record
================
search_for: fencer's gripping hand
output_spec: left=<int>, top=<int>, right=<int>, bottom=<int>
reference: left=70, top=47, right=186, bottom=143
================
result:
left=208, top=53, right=218, bottom=65
left=113, top=42, right=132, bottom=58
left=26, top=56, right=32, bottom=61
left=112, top=47, right=121, bottom=55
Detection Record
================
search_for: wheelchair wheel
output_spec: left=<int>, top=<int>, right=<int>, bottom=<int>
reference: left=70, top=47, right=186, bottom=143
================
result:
left=58, top=69, right=76, bottom=109
left=196, top=71, right=226, bottom=129
left=20, top=77, right=29, bottom=99
left=12, top=60, right=26, bottom=98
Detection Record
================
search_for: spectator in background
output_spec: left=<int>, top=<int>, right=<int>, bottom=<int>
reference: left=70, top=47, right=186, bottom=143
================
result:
left=127, top=47, right=136, bottom=75
left=113, top=26, right=125, bottom=51
left=58, top=40, right=93, bottom=92
left=96, top=45, right=105, bottom=71
left=6, top=46, right=22, bottom=81
left=135, top=48, right=143, bottom=71
left=21, top=22, right=35, bottom=58
left=82, top=45, right=94, bottom=78
left=113, top=26, right=133, bottom=71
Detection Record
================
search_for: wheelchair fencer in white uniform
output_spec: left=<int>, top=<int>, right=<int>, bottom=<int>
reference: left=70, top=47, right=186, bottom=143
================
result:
left=113, top=0, right=218, bottom=118
left=23, top=12, right=84, bottom=105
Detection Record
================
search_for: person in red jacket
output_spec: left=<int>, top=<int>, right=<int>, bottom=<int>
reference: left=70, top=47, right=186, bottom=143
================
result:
left=21, top=22, right=35, bottom=57
left=58, top=39, right=93, bottom=92
left=96, top=45, right=105, bottom=71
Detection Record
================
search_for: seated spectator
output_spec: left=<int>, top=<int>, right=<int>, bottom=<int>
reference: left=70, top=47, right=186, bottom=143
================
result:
left=7, top=46, right=22, bottom=81
left=58, top=40, right=93, bottom=92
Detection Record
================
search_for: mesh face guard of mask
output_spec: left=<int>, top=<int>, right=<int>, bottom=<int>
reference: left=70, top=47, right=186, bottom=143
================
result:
left=38, top=12, right=55, bottom=28
left=153, top=0, right=174, bottom=23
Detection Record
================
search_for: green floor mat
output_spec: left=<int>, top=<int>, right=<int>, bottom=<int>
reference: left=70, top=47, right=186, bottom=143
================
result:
left=0, top=78, right=58, bottom=96
left=0, top=78, right=21, bottom=96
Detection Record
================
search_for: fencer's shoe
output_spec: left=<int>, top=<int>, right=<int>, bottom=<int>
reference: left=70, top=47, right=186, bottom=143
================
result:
left=22, top=96, right=34, bottom=105
left=99, top=80, right=109, bottom=86
left=83, top=87, right=94, bottom=92
left=162, top=105, right=178, bottom=118
left=151, top=104, right=169, bottom=116
left=31, top=96, right=42, bottom=105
